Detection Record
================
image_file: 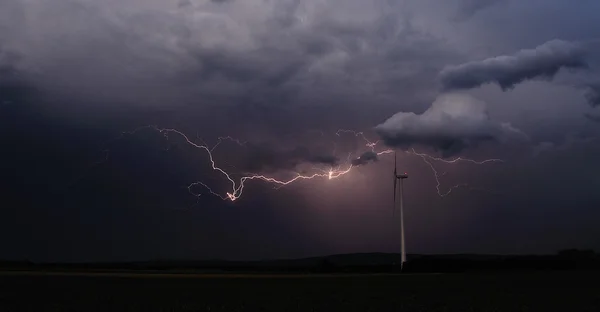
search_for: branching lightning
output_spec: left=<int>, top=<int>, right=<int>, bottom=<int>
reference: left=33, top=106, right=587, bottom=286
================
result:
left=408, top=148, right=504, bottom=197
left=334, top=129, right=504, bottom=196
left=210, top=136, right=247, bottom=152
left=81, top=125, right=504, bottom=201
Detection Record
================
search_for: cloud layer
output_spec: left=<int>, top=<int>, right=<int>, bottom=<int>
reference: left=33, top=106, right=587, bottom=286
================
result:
left=374, top=93, right=524, bottom=156
left=584, top=84, right=600, bottom=107
left=351, top=151, right=378, bottom=166
left=239, top=144, right=339, bottom=173
left=455, top=0, right=506, bottom=21
left=0, top=0, right=454, bottom=109
left=585, top=112, right=600, bottom=123
left=439, top=39, right=587, bottom=91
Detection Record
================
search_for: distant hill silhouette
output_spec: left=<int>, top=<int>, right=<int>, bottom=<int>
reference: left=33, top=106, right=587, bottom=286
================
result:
left=2, top=249, right=599, bottom=273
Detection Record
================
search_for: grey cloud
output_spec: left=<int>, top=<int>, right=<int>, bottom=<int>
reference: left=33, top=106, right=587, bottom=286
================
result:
left=0, top=46, right=20, bottom=79
left=455, top=0, right=505, bottom=21
left=241, top=144, right=339, bottom=173
left=178, top=0, right=192, bottom=8
left=530, top=141, right=555, bottom=157
left=374, top=93, right=526, bottom=157
left=531, top=133, right=595, bottom=157
left=351, top=151, right=378, bottom=166
left=308, top=154, right=339, bottom=166
left=0, top=0, right=455, bottom=111
left=584, top=84, right=600, bottom=107
left=439, top=39, right=588, bottom=91
left=585, top=113, right=600, bottom=123
left=0, top=46, right=32, bottom=105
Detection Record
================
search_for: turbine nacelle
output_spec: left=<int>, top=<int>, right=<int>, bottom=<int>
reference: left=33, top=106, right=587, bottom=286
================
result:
left=396, top=172, right=408, bottom=179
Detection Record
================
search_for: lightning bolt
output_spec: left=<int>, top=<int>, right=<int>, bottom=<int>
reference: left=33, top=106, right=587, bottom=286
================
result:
left=335, top=129, right=503, bottom=197
left=336, top=129, right=383, bottom=151
left=407, top=148, right=504, bottom=197
left=78, top=126, right=504, bottom=201
left=106, top=126, right=359, bottom=201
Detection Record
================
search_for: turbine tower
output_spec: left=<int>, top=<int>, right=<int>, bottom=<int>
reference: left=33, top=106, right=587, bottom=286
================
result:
left=393, top=151, right=408, bottom=271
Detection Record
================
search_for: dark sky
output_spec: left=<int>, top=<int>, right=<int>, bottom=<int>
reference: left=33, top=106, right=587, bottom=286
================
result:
left=1, top=0, right=600, bottom=262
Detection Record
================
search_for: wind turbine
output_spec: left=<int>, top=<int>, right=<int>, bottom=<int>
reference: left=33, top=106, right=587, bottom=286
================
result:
left=393, top=151, right=408, bottom=271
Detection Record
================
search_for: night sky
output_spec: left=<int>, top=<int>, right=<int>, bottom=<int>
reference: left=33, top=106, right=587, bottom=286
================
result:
left=1, top=0, right=600, bottom=262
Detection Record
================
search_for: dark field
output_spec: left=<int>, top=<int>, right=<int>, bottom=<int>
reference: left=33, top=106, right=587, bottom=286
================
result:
left=1, top=271, right=599, bottom=311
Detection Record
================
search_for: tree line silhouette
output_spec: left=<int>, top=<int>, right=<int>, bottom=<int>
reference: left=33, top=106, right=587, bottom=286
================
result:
left=1, top=249, right=599, bottom=273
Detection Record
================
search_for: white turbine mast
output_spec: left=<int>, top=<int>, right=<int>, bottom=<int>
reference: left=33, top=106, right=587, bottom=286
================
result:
left=393, top=151, right=408, bottom=271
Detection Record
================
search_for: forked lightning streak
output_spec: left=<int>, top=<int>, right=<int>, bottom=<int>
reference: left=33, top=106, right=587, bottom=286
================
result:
left=88, top=125, right=503, bottom=201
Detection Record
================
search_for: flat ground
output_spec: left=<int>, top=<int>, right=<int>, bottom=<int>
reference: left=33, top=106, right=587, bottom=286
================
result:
left=1, top=271, right=599, bottom=311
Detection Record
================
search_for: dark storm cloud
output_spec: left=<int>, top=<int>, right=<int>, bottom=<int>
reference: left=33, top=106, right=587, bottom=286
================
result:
left=2, top=0, right=600, bottom=263
left=584, top=84, right=600, bottom=107
left=0, top=46, right=21, bottom=82
left=241, top=144, right=339, bottom=173
left=454, top=0, right=505, bottom=21
left=531, top=133, right=596, bottom=157
left=177, top=0, right=192, bottom=8
left=439, top=40, right=588, bottom=91
left=0, top=46, right=16, bottom=72
left=0, top=0, right=456, bottom=110
left=585, top=113, right=600, bottom=123
left=374, top=93, right=526, bottom=157
left=0, top=46, right=32, bottom=105
left=351, top=151, right=378, bottom=166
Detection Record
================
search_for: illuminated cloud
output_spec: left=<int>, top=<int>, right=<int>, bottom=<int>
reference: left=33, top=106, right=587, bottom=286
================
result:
left=374, top=93, right=525, bottom=157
